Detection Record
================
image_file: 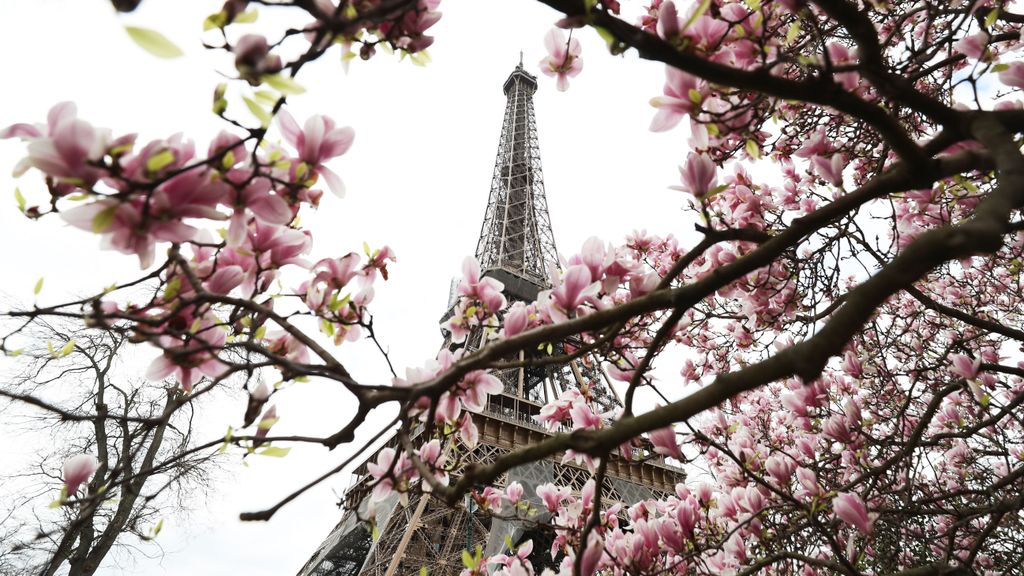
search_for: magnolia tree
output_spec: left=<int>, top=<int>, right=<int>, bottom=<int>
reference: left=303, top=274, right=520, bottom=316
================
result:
left=3, top=0, right=1024, bottom=574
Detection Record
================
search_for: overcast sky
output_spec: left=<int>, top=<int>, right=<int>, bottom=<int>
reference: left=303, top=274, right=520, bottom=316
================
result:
left=0, top=0, right=695, bottom=573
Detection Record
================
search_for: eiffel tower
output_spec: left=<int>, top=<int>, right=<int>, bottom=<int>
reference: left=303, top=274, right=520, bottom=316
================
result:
left=298, top=61, right=684, bottom=576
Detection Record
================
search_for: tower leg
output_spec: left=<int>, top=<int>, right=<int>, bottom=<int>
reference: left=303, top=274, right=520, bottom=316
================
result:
left=383, top=494, right=430, bottom=576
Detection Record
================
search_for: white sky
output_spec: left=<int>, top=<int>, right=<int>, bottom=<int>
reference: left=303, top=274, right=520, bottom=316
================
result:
left=0, top=0, right=695, bottom=574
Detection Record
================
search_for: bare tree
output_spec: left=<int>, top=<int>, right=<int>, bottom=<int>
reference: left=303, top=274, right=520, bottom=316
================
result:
left=0, top=321, right=219, bottom=576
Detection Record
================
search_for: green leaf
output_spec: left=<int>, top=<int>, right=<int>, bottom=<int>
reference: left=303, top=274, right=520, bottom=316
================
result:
left=786, top=21, right=801, bottom=45
left=153, top=519, right=164, bottom=536
left=992, top=63, right=1009, bottom=73
left=262, top=73, right=306, bottom=95
left=243, top=96, right=271, bottom=127
left=257, top=417, right=279, bottom=430
left=705, top=183, right=729, bottom=200
left=253, top=90, right=279, bottom=107
left=419, top=567, right=428, bottom=576
left=409, top=50, right=432, bottom=67
left=745, top=139, right=761, bottom=160
left=320, top=318, right=336, bottom=337
left=146, top=149, right=176, bottom=173
left=163, top=276, right=182, bottom=301
left=688, top=88, right=702, bottom=105
left=92, top=205, right=117, bottom=233
left=6, top=348, right=24, bottom=357
left=234, top=8, right=259, bottom=23
left=985, top=8, right=999, bottom=29
left=34, top=277, right=44, bottom=295
left=257, top=446, right=291, bottom=458
left=219, top=426, right=234, bottom=454
left=371, top=523, right=380, bottom=541
left=213, top=83, right=228, bottom=115
left=59, top=340, right=75, bottom=357
left=124, top=26, right=184, bottom=59
left=203, top=11, right=227, bottom=31
left=253, top=325, right=267, bottom=341
left=461, top=549, right=475, bottom=570
left=594, top=26, right=616, bottom=50
left=14, top=188, right=26, bottom=212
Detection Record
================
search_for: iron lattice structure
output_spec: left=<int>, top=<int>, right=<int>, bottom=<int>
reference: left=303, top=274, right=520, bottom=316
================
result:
left=474, top=63, right=558, bottom=301
left=297, top=63, right=684, bottom=576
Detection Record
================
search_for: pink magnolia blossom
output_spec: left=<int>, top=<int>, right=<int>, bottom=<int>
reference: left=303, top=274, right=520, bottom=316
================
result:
left=998, top=62, right=1024, bottom=89
left=501, top=301, right=529, bottom=338
left=0, top=102, right=109, bottom=184
left=795, top=126, right=830, bottom=158
left=118, top=133, right=196, bottom=182
left=539, top=28, right=582, bottom=91
left=505, top=481, right=524, bottom=504
left=675, top=497, right=698, bottom=537
left=265, top=331, right=311, bottom=365
left=248, top=221, right=312, bottom=270
left=536, top=483, right=570, bottom=512
left=146, top=322, right=229, bottom=392
left=569, top=400, right=603, bottom=430
left=63, top=454, right=99, bottom=495
left=826, top=42, right=859, bottom=91
left=363, top=245, right=396, bottom=282
left=670, top=152, right=717, bottom=197
left=277, top=110, right=354, bottom=197
left=367, top=447, right=413, bottom=501
left=476, top=486, right=503, bottom=513
left=684, top=15, right=729, bottom=51
left=548, top=265, right=600, bottom=322
left=765, top=454, right=796, bottom=485
left=796, top=466, right=822, bottom=497
left=62, top=199, right=192, bottom=268
left=223, top=176, right=293, bottom=246
left=812, top=153, right=845, bottom=187
left=950, top=353, right=981, bottom=380
left=417, top=439, right=449, bottom=491
left=208, top=130, right=249, bottom=168
left=833, top=492, right=873, bottom=534
left=649, top=426, right=683, bottom=460
left=953, top=33, right=988, bottom=60
left=204, top=265, right=245, bottom=295
left=251, top=382, right=272, bottom=401
left=459, top=256, right=507, bottom=314
left=650, top=66, right=702, bottom=132
left=458, top=370, right=502, bottom=412
left=459, top=413, right=479, bottom=448
left=580, top=533, right=604, bottom=576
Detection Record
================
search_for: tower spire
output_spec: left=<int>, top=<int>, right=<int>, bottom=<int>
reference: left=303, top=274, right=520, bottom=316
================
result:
left=474, top=64, right=558, bottom=301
